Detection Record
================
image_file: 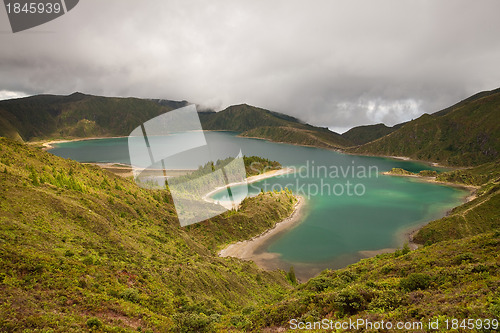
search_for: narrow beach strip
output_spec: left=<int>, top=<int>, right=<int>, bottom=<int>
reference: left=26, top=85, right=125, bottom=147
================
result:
left=202, top=167, right=295, bottom=204
left=381, top=171, right=478, bottom=202
left=218, top=196, right=305, bottom=268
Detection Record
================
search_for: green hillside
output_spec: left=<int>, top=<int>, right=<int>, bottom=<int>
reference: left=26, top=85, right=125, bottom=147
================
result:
left=0, top=93, right=177, bottom=142
left=246, top=230, right=500, bottom=331
left=241, top=126, right=352, bottom=149
left=350, top=88, right=500, bottom=166
left=341, top=123, right=404, bottom=146
left=0, top=94, right=353, bottom=149
left=414, top=162, right=500, bottom=244
left=198, top=104, right=297, bottom=133
left=0, top=137, right=298, bottom=332
left=199, top=104, right=353, bottom=149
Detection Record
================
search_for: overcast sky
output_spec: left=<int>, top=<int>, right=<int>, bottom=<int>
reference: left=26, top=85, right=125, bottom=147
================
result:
left=1, top=0, right=500, bottom=132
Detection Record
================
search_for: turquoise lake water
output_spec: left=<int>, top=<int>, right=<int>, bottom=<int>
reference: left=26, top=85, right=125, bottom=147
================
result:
left=50, top=132, right=467, bottom=280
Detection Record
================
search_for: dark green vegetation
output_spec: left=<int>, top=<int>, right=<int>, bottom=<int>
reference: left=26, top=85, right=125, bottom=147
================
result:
left=0, top=137, right=298, bottom=332
left=240, top=126, right=351, bottom=149
left=0, top=93, right=174, bottom=141
left=341, top=123, right=404, bottom=146
left=168, top=155, right=281, bottom=183
left=351, top=88, right=500, bottom=166
left=246, top=230, right=500, bottom=331
left=243, top=156, right=281, bottom=177
left=414, top=162, right=500, bottom=245
left=199, top=104, right=352, bottom=149
left=198, top=104, right=305, bottom=133
left=384, top=167, right=423, bottom=176
left=0, top=94, right=353, bottom=149
left=436, top=161, right=500, bottom=186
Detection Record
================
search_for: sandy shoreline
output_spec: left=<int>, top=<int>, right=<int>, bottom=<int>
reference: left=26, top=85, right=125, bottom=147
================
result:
left=381, top=171, right=478, bottom=199
left=218, top=196, right=306, bottom=267
left=381, top=171, right=478, bottom=249
left=34, top=136, right=128, bottom=151
left=203, top=167, right=294, bottom=202
left=385, top=155, right=442, bottom=168
left=341, top=149, right=455, bottom=169
left=238, top=134, right=343, bottom=152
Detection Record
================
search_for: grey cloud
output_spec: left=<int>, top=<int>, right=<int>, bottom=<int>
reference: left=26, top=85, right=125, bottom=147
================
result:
left=1, top=0, right=500, bottom=130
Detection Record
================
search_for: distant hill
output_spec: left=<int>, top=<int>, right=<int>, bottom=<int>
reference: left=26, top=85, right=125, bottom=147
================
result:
left=0, top=94, right=353, bottom=149
left=341, top=122, right=405, bottom=146
left=199, top=103, right=353, bottom=148
left=0, top=93, right=173, bottom=141
left=350, top=88, right=500, bottom=166
left=149, top=98, right=189, bottom=110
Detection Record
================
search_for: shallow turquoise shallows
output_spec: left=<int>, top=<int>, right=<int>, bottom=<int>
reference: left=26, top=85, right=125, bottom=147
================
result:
left=50, top=132, right=467, bottom=279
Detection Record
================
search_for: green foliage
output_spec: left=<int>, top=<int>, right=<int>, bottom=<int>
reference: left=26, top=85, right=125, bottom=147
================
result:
left=0, top=93, right=177, bottom=141
left=386, top=168, right=417, bottom=176
left=241, top=125, right=352, bottom=149
left=490, top=297, right=500, bottom=318
left=286, top=266, right=297, bottom=285
left=86, top=317, right=103, bottom=330
left=165, top=156, right=281, bottom=196
left=394, top=243, right=411, bottom=257
left=334, top=287, right=368, bottom=315
left=0, top=137, right=294, bottom=332
left=453, top=252, right=476, bottom=264
left=342, top=123, right=400, bottom=146
left=173, top=312, right=215, bottom=333
left=437, top=161, right=500, bottom=186
left=418, top=169, right=438, bottom=177
left=247, top=230, right=500, bottom=329
left=399, top=273, right=432, bottom=291
left=243, top=155, right=281, bottom=176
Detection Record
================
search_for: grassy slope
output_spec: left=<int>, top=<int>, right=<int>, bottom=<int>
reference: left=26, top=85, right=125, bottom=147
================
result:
left=0, top=93, right=173, bottom=141
left=240, top=126, right=352, bottom=149
left=247, top=230, right=500, bottom=331
left=350, top=88, right=500, bottom=166
left=341, top=123, right=403, bottom=146
left=199, top=104, right=353, bottom=149
left=0, top=138, right=298, bottom=332
left=413, top=162, right=500, bottom=245
left=199, top=104, right=295, bottom=133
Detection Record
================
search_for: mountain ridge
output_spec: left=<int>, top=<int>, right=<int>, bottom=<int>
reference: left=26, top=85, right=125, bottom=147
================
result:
left=0, top=93, right=353, bottom=149
left=350, top=87, right=500, bottom=166
left=1, top=87, right=500, bottom=166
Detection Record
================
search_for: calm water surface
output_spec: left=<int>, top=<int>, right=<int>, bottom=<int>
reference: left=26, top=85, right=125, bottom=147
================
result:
left=51, top=132, right=467, bottom=280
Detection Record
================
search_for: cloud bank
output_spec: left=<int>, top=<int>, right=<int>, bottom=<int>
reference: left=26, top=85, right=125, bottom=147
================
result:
left=1, top=0, right=500, bottom=130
